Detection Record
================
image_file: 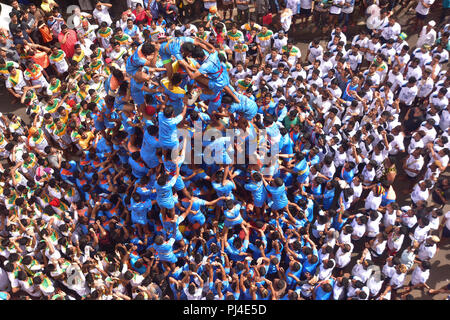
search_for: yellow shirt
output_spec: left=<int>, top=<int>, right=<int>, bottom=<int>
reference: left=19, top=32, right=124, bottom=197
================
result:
left=41, top=0, right=57, bottom=13
left=79, top=131, right=94, bottom=150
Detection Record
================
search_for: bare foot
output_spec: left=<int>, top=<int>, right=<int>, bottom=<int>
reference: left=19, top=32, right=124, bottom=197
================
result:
left=428, top=289, right=438, bottom=295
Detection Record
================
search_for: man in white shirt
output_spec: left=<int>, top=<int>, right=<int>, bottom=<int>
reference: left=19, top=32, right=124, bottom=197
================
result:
left=307, top=40, right=324, bottom=64
left=180, top=22, right=198, bottom=37
left=381, top=16, right=401, bottom=42
left=416, top=20, right=437, bottom=48
left=398, top=77, right=418, bottom=108
left=399, top=260, right=431, bottom=297
left=93, top=2, right=113, bottom=26
left=387, top=264, right=408, bottom=291
left=414, top=0, right=435, bottom=32
left=364, top=35, right=381, bottom=65
left=411, top=180, right=432, bottom=205
left=351, top=254, right=373, bottom=283
left=182, top=272, right=204, bottom=300
left=403, top=148, right=424, bottom=178
left=335, top=243, right=354, bottom=270
left=411, top=216, right=432, bottom=244
left=416, top=69, right=434, bottom=102
left=417, top=236, right=439, bottom=261
left=430, top=88, right=449, bottom=112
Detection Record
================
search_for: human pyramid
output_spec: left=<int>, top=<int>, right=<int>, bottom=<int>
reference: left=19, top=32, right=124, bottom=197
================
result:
left=0, top=0, right=448, bottom=301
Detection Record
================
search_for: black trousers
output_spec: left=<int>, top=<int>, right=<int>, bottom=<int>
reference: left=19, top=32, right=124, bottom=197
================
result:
left=237, top=8, right=249, bottom=22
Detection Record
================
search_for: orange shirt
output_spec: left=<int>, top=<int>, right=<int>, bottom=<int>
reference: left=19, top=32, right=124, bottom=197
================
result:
left=39, top=24, right=53, bottom=43
left=32, top=50, right=50, bottom=69
left=110, top=75, right=120, bottom=91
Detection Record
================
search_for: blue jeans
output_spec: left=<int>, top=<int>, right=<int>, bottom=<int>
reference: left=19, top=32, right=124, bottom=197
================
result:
left=338, top=12, right=351, bottom=26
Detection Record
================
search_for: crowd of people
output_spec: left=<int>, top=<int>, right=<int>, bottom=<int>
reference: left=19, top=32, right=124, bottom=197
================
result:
left=0, top=0, right=448, bottom=301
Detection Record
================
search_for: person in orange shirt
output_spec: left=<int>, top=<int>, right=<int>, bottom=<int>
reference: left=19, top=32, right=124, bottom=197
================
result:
left=37, top=20, right=54, bottom=45
left=24, top=42, right=51, bottom=72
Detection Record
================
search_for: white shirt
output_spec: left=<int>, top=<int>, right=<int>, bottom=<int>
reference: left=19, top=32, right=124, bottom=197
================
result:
left=365, top=41, right=381, bottom=62
left=181, top=24, right=198, bottom=37
left=318, top=260, right=335, bottom=280
left=344, top=51, right=363, bottom=71
left=415, top=0, right=435, bottom=16
left=371, top=238, right=387, bottom=256
left=416, top=26, right=437, bottom=48
left=440, top=108, right=450, bottom=131
left=366, top=213, right=382, bottom=237
left=411, top=183, right=429, bottom=204
left=445, top=211, right=450, bottom=231
left=367, top=275, right=383, bottom=296
left=383, top=210, right=398, bottom=228
left=365, top=190, right=382, bottom=211
left=382, top=262, right=396, bottom=279
left=411, top=266, right=430, bottom=285
left=351, top=218, right=366, bottom=239
left=183, top=284, right=203, bottom=300
left=93, top=5, right=112, bottom=26
left=417, top=77, right=435, bottom=98
left=308, top=43, right=324, bottom=64
left=0, top=268, right=10, bottom=291
left=335, top=243, right=354, bottom=268
left=405, top=155, right=424, bottom=177
left=389, top=271, right=406, bottom=289
left=366, top=4, right=380, bottom=30
left=300, top=0, right=313, bottom=9
left=412, top=224, right=431, bottom=243
left=398, top=84, right=418, bottom=106
left=418, top=242, right=437, bottom=260
left=351, top=263, right=373, bottom=283
left=333, top=283, right=346, bottom=300
left=330, top=0, right=345, bottom=14
left=388, top=233, right=404, bottom=252
left=5, top=70, right=27, bottom=94
left=338, top=230, right=352, bottom=245
left=381, top=22, right=401, bottom=41
left=405, top=64, right=422, bottom=81
left=387, top=70, right=404, bottom=92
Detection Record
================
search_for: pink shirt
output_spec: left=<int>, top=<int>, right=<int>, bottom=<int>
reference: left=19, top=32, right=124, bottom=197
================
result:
left=58, top=29, right=78, bottom=58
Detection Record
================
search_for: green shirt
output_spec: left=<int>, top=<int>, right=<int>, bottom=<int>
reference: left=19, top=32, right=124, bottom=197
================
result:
left=283, top=116, right=300, bottom=129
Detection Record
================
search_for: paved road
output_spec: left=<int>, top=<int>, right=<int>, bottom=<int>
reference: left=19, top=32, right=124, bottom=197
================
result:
left=1, top=3, right=448, bottom=300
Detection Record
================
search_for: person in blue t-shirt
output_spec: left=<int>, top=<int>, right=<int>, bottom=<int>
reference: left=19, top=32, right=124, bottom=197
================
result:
left=313, top=279, right=335, bottom=300
left=140, top=125, right=161, bottom=171
left=341, top=76, right=360, bottom=102
left=130, top=193, right=155, bottom=239
left=263, top=177, right=289, bottom=216
left=244, top=172, right=267, bottom=220
left=211, top=170, right=236, bottom=219
left=223, top=224, right=250, bottom=262
left=219, top=92, right=258, bottom=121
left=339, top=161, right=356, bottom=184
left=128, top=152, right=149, bottom=179
left=149, top=235, right=177, bottom=271
left=179, top=47, right=240, bottom=104
left=158, top=104, right=187, bottom=150
left=126, top=42, right=158, bottom=82
left=154, top=162, right=181, bottom=219
left=158, top=35, right=213, bottom=79
left=223, top=200, right=245, bottom=233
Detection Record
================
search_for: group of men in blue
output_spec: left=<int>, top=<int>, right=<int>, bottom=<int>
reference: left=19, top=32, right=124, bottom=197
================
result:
left=100, top=31, right=357, bottom=302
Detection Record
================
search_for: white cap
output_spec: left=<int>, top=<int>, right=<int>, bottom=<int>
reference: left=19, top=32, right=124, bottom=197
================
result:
left=401, top=206, right=411, bottom=212
left=428, top=20, right=436, bottom=27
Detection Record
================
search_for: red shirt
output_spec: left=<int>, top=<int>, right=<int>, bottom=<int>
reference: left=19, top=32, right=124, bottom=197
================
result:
left=133, top=9, right=152, bottom=26
left=57, top=29, right=78, bottom=58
